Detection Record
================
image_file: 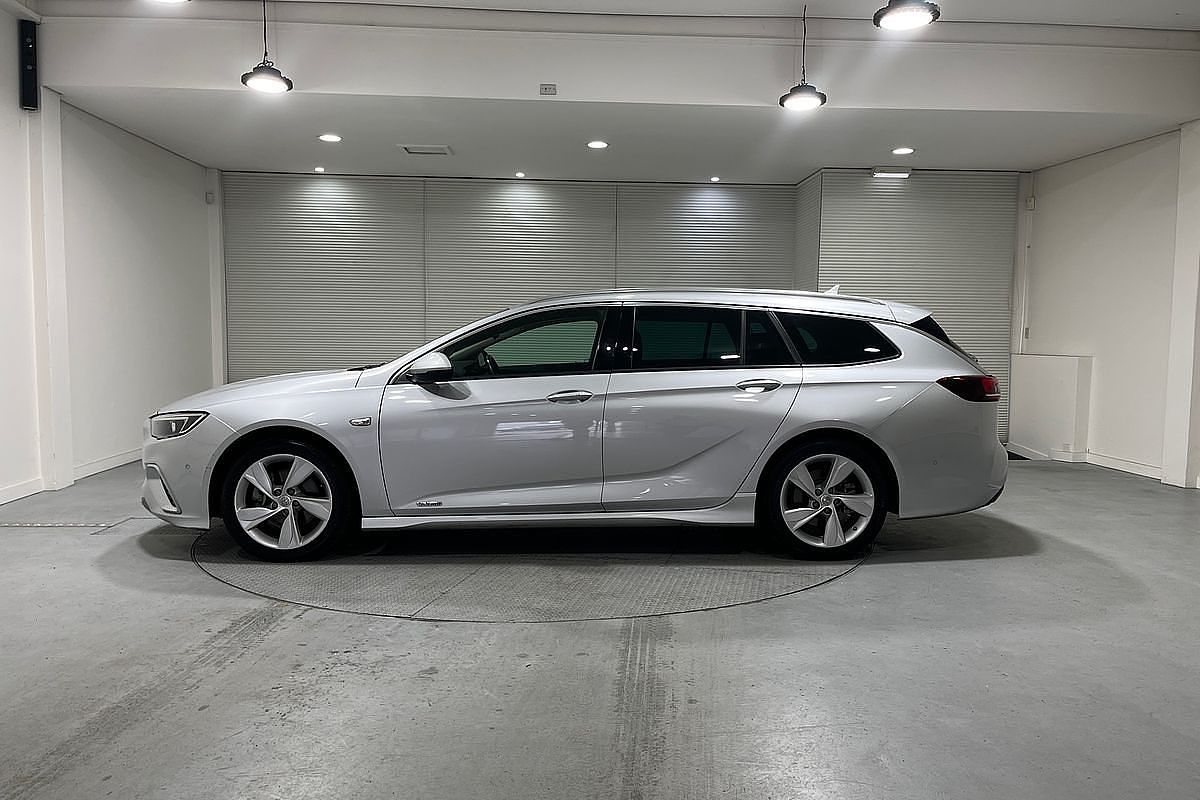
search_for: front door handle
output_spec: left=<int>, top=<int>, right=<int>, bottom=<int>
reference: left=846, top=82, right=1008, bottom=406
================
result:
left=547, top=389, right=594, bottom=404
left=736, top=379, right=782, bottom=393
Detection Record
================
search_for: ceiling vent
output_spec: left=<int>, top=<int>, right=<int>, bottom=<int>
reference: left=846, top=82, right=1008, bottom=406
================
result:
left=399, top=144, right=454, bottom=156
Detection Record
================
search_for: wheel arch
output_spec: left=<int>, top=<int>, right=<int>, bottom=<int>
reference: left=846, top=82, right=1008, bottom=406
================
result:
left=207, top=425, right=362, bottom=518
left=755, top=427, right=900, bottom=514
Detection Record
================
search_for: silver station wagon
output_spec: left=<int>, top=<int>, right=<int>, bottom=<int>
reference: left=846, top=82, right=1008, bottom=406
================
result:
left=142, top=289, right=1007, bottom=561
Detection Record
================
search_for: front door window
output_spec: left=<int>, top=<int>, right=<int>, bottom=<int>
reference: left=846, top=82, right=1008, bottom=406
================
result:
left=443, top=307, right=607, bottom=379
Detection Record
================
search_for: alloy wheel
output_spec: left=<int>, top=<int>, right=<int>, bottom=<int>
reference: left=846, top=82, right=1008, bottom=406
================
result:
left=778, top=453, right=876, bottom=548
left=233, top=455, right=333, bottom=550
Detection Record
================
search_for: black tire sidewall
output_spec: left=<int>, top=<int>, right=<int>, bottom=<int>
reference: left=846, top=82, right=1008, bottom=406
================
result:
left=220, top=439, right=353, bottom=562
left=761, top=439, right=889, bottom=558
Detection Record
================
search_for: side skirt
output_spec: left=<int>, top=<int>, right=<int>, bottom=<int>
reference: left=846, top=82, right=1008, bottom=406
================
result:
left=360, top=494, right=758, bottom=531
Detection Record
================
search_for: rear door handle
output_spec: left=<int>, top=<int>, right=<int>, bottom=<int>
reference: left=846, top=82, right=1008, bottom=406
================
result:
left=736, top=379, right=782, bottom=393
left=547, top=389, right=594, bottom=404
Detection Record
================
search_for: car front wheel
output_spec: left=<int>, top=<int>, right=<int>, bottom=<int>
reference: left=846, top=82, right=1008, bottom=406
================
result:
left=762, top=440, right=889, bottom=558
left=220, top=439, right=353, bottom=561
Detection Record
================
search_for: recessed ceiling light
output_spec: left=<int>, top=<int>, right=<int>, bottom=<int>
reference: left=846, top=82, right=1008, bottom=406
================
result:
left=515, top=172, right=526, bottom=178
left=710, top=176, right=721, bottom=182
left=318, top=133, right=342, bottom=143
left=892, top=146, right=915, bottom=155
left=587, top=140, right=608, bottom=150
left=873, top=166, right=911, bottom=178
left=314, top=166, right=325, bottom=173
left=873, top=0, right=941, bottom=30
left=152, top=0, right=190, bottom=3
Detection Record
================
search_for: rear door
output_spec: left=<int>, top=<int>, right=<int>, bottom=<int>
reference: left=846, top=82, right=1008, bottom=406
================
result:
left=601, top=305, right=803, bottom=511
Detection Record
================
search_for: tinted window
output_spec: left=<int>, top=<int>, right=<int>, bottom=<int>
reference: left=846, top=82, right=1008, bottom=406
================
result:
left=777, top=312, right=899, bottom=365
left=746, top=310, right=796, bottom=366
left=913, top=315, right=953, bottom=346
left=444, top=307, right=605, bottom=378
left=631, top=306, right=742, bottom=370
left=912, top=314, right=978, bottom=358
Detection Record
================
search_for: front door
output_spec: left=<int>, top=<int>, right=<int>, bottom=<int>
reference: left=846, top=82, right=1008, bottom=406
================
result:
left=602, top=305, right=802, bottom=511
left=380, top=305, right=617, bottom=514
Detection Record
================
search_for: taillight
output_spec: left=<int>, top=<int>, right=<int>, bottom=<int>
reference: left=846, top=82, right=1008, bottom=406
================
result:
left=937, top=375, right=1000, bottom=402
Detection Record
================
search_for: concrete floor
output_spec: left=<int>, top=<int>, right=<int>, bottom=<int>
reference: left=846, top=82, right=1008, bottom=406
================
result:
left=1, top=461, right=1198, bottom=800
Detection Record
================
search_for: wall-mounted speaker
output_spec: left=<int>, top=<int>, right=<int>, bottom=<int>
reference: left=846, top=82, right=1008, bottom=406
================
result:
left=19, top=19, right=38, bottom=112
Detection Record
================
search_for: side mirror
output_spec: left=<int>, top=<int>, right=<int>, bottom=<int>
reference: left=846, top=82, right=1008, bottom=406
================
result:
left=406, top=352, right=453, bottom=384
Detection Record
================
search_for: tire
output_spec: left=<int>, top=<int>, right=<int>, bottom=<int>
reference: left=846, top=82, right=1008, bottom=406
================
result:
left=760, top=438, right=890, bottom=558
left=220, top=438, right=356, bottom=562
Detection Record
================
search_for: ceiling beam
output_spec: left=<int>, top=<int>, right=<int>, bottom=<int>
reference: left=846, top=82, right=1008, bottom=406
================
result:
left=39, top=15, right=1200, bottom=121
left=0, top=0, right=42, bottom=22
left=32, top=1, right=1200, bottom=51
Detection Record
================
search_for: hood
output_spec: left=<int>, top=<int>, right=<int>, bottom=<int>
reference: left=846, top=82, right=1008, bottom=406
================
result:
left=158, top=369, right=363, bottom=413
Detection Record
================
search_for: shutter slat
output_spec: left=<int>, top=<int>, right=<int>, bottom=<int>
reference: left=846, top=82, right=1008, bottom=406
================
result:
left=816, top=170, right=1018, bottom=439
left=424, top=180, right=617, bottom=337
left=616, top=184, right=795, bottom=289
left=222, top=174, right=425, bottom=381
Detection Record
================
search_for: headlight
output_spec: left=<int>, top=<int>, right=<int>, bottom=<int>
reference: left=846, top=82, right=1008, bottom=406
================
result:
left=149, top=412, right=208, bottom=439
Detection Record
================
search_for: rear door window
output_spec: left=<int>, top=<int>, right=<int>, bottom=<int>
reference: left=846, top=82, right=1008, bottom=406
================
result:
left=776, top=312, right=899, bottom=365
left=628, top=306, right=743, bottom=370
left=745, top=310, right=797, bottom=366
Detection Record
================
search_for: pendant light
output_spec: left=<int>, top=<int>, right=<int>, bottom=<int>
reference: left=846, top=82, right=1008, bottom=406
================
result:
left=779, top=6, right=827, bottom=111
left=241, top=0, right=293, bottom=94
left=873, top=0, right=941, bottom=30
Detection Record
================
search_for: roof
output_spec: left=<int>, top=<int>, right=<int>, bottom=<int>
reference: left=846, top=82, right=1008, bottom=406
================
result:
left=514, top=288, right=931, bottom=325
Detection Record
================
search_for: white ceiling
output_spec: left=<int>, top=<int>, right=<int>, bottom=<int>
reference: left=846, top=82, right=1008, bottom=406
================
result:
left=273, top=0, right=1200, bottom=30
left=61, top=88, right=1179, bottom=182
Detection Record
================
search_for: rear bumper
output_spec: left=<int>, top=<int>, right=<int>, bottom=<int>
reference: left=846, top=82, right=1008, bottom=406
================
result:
left=874, top=385, right=1008, bottom=519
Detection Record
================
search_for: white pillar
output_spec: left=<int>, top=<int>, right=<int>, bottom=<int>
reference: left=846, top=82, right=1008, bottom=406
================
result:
left=1010, top=172, right=1035, bottom=355
left=206, top=168, right=226, bottom=387
left=1161, top=119, right=1200, bottom=488
left=27, top=89, right=74, bottom=489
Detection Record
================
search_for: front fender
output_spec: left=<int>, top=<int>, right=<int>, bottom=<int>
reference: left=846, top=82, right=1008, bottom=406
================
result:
left=202, top=386, right=389, bottom=517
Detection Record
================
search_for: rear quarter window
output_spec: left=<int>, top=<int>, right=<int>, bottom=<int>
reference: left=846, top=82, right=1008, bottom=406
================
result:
left=911, top=315, right=977, bottom=363
left=776, top=312, right=900, bottom=366
left=912, top=315, right=953, bottom=346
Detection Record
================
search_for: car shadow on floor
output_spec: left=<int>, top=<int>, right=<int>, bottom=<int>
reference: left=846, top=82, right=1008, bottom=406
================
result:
left=871, top=510, right=1044, bottom=563
left=134, top=508, right=1042, bottom=565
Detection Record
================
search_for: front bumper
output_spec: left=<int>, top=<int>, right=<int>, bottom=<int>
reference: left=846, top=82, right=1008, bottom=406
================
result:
left=140, top=413, right=234, bottom=529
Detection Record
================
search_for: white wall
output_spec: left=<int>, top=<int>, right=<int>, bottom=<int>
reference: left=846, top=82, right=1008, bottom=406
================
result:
left=0, top=9, right=43, bottom=504
left=60, top=104, right=211, bottom=477
left=1025, top=133, right=1181, bottom=477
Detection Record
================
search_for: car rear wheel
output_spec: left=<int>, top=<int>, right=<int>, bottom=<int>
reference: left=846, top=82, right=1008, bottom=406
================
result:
left=220, top=439, right=353, bottom=562
left=762, top=440, right=889, bottom=558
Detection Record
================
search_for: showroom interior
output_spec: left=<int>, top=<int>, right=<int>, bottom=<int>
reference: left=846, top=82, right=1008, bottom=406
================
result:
left=1, top=0, right=1199, bottom=797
